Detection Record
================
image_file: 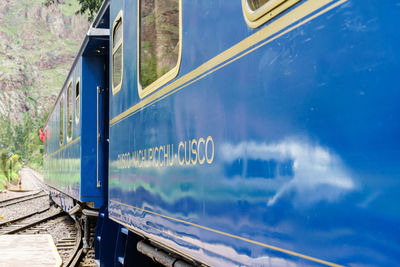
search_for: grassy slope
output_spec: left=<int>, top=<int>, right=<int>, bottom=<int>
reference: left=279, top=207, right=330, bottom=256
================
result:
left=0, top=0, right=89, bottom=170
left=0, top=0, right=88, bottom=116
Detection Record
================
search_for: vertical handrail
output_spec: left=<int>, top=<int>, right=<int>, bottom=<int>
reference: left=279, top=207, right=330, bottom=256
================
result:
left=97, top=86, right=101, bottom=188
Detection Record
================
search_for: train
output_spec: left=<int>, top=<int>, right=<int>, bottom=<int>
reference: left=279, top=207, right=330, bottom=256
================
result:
left=43, top=0, right=400, bottom=266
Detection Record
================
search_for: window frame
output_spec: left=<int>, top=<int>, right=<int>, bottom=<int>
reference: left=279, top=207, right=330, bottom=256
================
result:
left=66, top=79, right=73, bottom=143
left=112, top=11, right=124, bottom=95
left=242, top=0, right=301, bottom=28
left=59, top=93, right=65, bottom=147
left=137, top=0, right=182, bottom=99
left=75, top=78, right=80, bottom=124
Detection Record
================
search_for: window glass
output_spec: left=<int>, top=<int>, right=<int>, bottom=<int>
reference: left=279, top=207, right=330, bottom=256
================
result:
left=67, top=82, right=73, bottom=140
left=60, top=95, right=64, bottom=146
left=113, top=22, right=122, bottom=47
left=75, top=80, right=80, bottom=124
left=247, top=0, right=269, bottom=11
left=113, top=46, right=122, bottom=88
left=140, top=0, right=179, bottom=89
left=112, top=15, right=123, bottom=93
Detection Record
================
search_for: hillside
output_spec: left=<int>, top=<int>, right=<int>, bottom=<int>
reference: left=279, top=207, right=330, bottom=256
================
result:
left=0, top=0, right=89, bottom=121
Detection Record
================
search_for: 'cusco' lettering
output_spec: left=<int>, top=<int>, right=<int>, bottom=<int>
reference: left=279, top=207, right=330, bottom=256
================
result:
left=117, top=136, right=214, bottom=169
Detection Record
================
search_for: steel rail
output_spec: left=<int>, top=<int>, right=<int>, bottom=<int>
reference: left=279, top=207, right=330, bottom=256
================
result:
left=63, top=219, right=83, bottom=267
left=0, top=207, right=50, bottom=228
left=23, top=169, right=85, bottom=266
left=25, top=168, right=50, bottom=193
left=0, top=191, right=42, bottom=206
left=24, top=168, right=85, bottom=266
left=0, top=192, right=49, bottom=208
left=1, top=210, right=63, bottom=235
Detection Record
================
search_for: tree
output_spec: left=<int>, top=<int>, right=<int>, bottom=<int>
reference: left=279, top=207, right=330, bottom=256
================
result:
left=76, top=0, right=103, bottom=22
left=44, top=0, right=103, bottom=22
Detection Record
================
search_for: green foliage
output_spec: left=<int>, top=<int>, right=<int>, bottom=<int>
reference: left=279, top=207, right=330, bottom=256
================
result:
left=0, top=150, right=9, bottom=179
left=0, top=173, right=6, bottom=190
left=140, top=40, right=157, bottom=88
left=0, top=108, right=49, bottom=173
left=76, top=0, right=103, bottom=21
left=0, top=150, right=21, bottom=188
left=44, top=0, right=103, bottom=21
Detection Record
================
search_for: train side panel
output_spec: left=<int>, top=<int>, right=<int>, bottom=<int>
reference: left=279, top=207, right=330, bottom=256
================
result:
left=80, top=54, right=109, bottom=207
left=107, top=0, right=400, bottom=266
left=44, top=59, right=82, bottom=210
left=44, top=43, right=109, bottom=209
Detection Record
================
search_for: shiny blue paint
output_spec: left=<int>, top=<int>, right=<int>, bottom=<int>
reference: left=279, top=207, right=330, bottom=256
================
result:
left=44, top=58, right=82, bottom=202
left=109, top=0, right=128, bottom=119
left=80, top=54, right=108, bottom=207
left=108, top=0, right=400, bottom=266
left=44, top=37, right=109, bottom=209
left=95, top=206, right=120, bottom=267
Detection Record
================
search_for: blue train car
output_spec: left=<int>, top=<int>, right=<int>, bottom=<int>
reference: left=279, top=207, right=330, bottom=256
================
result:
left=43, top=13, right=110, bottom=211
left=43, top=0, right=400, bottom=266
left=97, top=0, right=400, bottom=266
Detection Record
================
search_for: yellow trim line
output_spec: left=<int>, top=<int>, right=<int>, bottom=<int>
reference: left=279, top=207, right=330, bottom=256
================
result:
left=111, top=200, right=343, bottom=267
left=242, top=0, right=302, bottom=28
left=110, top=0, right=347, bottom=126
left=45, top=136, right=81, bottom=158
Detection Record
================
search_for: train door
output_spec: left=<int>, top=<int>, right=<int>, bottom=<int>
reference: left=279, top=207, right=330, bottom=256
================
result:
left=97, top=76, right=109, bottom=194
left=80, top=27, right=110, bottom=208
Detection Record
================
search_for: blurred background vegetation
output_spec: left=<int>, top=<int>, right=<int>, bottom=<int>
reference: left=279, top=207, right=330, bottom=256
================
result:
left=45, top=0, right=103, bottom=21
left=0, top=104, right=49, bottom=190
left=0, top=0, right=102, bottom=190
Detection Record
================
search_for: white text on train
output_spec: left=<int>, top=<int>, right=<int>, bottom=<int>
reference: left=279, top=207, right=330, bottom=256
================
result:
left=117, top=136, right=214, bottom=169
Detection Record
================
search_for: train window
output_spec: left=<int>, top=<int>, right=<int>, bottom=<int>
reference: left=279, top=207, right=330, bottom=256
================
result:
left=242, top=0, right=300, bottom=28
left=75, top=79, right=80, bottom=124
left=138, top=0, right=182, bottom=98
left=59, top=94, right=64, bottom=146
left=112, top=11, right=123, bottom=95
left=247, top=0, right=269, bottom=10
left=67, top=81, right=73, bottom=142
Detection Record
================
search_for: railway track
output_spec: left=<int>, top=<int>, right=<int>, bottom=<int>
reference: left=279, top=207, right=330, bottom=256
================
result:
left=79, top=248, right=97, bottom=267
left=0, top=206, right=51, bottom=229
left=0, top=170, right=85, bottom=266
left=0, top=207, right=62, bottom=235
left=25, top=167, right=50, bottom=193
left=1, top=206, right=83, bottom=266
left=0, top=191, right=48, bottom=208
